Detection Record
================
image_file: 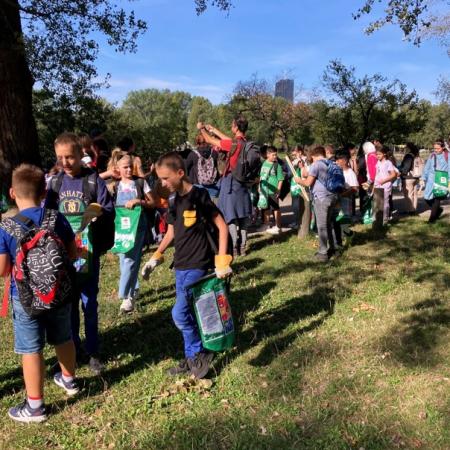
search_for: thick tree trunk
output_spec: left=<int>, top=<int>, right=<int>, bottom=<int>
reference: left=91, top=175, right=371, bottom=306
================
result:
left=0, top=0, right=40, bottom=187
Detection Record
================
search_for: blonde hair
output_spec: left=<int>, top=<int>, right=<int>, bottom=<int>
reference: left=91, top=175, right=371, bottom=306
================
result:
left=107, top=148, right=131, bottom=171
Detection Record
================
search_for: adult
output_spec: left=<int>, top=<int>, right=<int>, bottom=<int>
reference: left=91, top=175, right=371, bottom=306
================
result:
left=358, top=141, right=377, bottom=219
left=295, top=146, right=338, bottom=262
left=399, top=142, right=422, bottom=214
left=420, top=139, right=450, bottom=223
left=117, top=137, right=145, bottom=178
left=185, top=133, right=220, bottom=199
left=198, top=116, right=252, bottom=257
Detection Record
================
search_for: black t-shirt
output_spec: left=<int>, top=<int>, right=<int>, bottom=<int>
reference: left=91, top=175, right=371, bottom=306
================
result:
left=167, top=186, right=219, bottom=270
left=185, top=146, right=219, bottom=185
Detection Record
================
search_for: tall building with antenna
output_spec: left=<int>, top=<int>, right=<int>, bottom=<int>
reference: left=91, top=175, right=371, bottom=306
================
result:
left=275, top=79, right=294, bottom=102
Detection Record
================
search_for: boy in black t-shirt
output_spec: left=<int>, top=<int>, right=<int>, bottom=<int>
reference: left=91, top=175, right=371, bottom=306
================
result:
left=141, top=152, right=232, bottom=379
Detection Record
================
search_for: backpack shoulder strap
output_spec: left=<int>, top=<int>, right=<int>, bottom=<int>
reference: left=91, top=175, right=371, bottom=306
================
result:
left=0, top=217, right=25, bottom=241
left=41, top=209, right=58, bottom=231
left=168, top=192, right=177, bottom=217
left=82, top=170, right=98, bottom=205
left=50, top=172, right=65, bottom=195
left=133, top=177, right=145, bottom=200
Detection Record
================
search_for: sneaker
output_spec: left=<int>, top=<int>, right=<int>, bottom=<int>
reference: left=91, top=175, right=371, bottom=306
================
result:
left=266, top=226, right=281, bottom=235
left=8, top=400, right=47, bottom=423
left=287, top=222, right=298, bottom=229
left=167, top=358, right=191, bottom=376
left=188, top=352, right=214, bottom=379
left=89, top=356, right=104, bottom=375
left=119, top=298, right=134, bottom=314
left=314, top=252, right=329, bottom=263
left=240, top=246, right=247, bottom=257
left=53, top=372, right=80, bottom=396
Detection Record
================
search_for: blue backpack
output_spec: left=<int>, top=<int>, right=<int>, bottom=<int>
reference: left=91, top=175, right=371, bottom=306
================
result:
left=320, top=160, right=345, bottom=194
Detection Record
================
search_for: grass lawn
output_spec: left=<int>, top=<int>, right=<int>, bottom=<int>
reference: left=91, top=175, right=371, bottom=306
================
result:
left=0, top=217, right=449, bottom=449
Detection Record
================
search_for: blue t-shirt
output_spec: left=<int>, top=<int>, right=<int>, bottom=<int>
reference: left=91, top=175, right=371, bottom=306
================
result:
left=45, top=170, right=114, bottom=215
left=0, top=207, right=75, bottom=297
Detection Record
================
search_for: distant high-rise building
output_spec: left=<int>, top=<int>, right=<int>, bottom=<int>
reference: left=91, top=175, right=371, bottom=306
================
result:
left=275, top=79, right=294, bottom=102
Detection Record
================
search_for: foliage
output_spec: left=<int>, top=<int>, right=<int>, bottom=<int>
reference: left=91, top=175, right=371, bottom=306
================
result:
left=33, top=89, right=115, bottom=168
left=117, top=89, right=192, bottom=159
left=18, top=0, right=147, bottom=98
left=231, top=74, right=314, bottom=148
left=435, top=76, right=450, bottom=103
left=322, top=60, right=425, bottom=145
left=411, top=101, right=450, bottom=146
left=194, top=0, right=233, bottom=14
left=353, top=0, right=449, bottom=49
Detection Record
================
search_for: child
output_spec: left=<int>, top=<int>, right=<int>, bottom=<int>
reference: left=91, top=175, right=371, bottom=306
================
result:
left=335, top=151, right=359, bottom=243
left=141, top=152, right=232, bottom=379
left=372, top=146, right=399, bottom=229
left=110, top=152, right=154, bottom=313
left=0, top=165, right=79, bottom=423
left=46, top=132, right=115, bottom=375
left=420, top=139, right=450, bottom=223
left=295, top=146, right=338, bottom=262
left=259, top=146, right=285, bottom=235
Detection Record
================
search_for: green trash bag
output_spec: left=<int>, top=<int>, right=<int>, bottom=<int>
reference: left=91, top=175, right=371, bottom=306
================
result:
left=433, top=170, right=449, bottom=198
left=361, top=196, right=374, bottom=225
left=188, top=274, right=235, bottom=352
left=65, top=214, right=94, bottom=282
left=111, top=206, right=142, bottom=254
left=257, top=193, right=268, bottom=210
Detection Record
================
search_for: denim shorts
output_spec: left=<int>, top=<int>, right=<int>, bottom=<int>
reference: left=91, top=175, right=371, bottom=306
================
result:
left=11, top=296, right=72, bottom=354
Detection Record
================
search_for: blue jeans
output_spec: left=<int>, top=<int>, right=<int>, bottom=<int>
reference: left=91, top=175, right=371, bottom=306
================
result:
left=173, top=269, right=206, bottom=358
left=118, top=217, right=147, bottom=299
left=71, top=255, right=100, bottom=356
left=12, top=296, right=72, bottom=354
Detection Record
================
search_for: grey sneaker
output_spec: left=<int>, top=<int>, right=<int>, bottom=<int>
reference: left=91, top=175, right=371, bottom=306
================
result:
left=8, top=400, right=47, bottom=423
left=167, top=358, right=190, bottom=377
left=54, top=372, right=80, bottom=396
left=89, top=356, right=104, bottom=375
left=188, top=352, right=214, bottom=379
left=314, top=252, right=329, bottom=263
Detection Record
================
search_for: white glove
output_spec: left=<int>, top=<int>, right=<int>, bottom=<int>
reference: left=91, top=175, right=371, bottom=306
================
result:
left=141, top=252, right=164, bottom=280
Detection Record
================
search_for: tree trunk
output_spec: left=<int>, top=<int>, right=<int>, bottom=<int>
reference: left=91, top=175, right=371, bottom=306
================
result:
left=0, top=0, right=40, bottom=187
left=297, top=195, right=311, bottom=239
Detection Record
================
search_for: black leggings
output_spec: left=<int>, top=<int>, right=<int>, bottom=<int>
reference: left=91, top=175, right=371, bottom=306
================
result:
left=425, top=198, right=442, bottom=222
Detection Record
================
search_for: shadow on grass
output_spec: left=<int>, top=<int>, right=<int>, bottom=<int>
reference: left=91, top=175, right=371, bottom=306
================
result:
left=380, top=298, right=450, bottom=367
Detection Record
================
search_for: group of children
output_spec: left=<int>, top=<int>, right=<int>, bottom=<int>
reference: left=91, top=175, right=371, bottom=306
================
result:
left=0, top=133, right=232, bottom=423
left=0, top=120, right=448, bottom=423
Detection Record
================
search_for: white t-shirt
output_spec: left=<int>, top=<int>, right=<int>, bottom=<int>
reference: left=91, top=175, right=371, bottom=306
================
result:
left=343, top=168, right=358, bottom=189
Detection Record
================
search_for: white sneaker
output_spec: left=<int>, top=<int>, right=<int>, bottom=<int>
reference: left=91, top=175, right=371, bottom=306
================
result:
left=266, top=226, right=281, bottom=235
left=120, top=298, right=134, bottom=314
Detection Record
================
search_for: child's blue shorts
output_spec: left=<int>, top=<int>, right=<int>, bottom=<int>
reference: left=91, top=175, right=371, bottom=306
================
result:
left=11, top=296, right=72, bottom=354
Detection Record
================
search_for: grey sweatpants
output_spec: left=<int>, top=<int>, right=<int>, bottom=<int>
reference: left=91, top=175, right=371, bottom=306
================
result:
left=313, top=195, right=338, bottom=256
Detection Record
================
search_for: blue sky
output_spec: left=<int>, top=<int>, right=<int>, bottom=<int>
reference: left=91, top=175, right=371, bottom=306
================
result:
left=96, top=0, right=449, bottom=105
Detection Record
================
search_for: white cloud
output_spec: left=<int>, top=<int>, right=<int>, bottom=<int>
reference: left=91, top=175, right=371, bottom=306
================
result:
left=99, top=74, right=230, bottom=104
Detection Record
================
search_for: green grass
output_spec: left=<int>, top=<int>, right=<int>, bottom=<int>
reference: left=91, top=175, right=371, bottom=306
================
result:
left=0, top=217, right=449, bottom=449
